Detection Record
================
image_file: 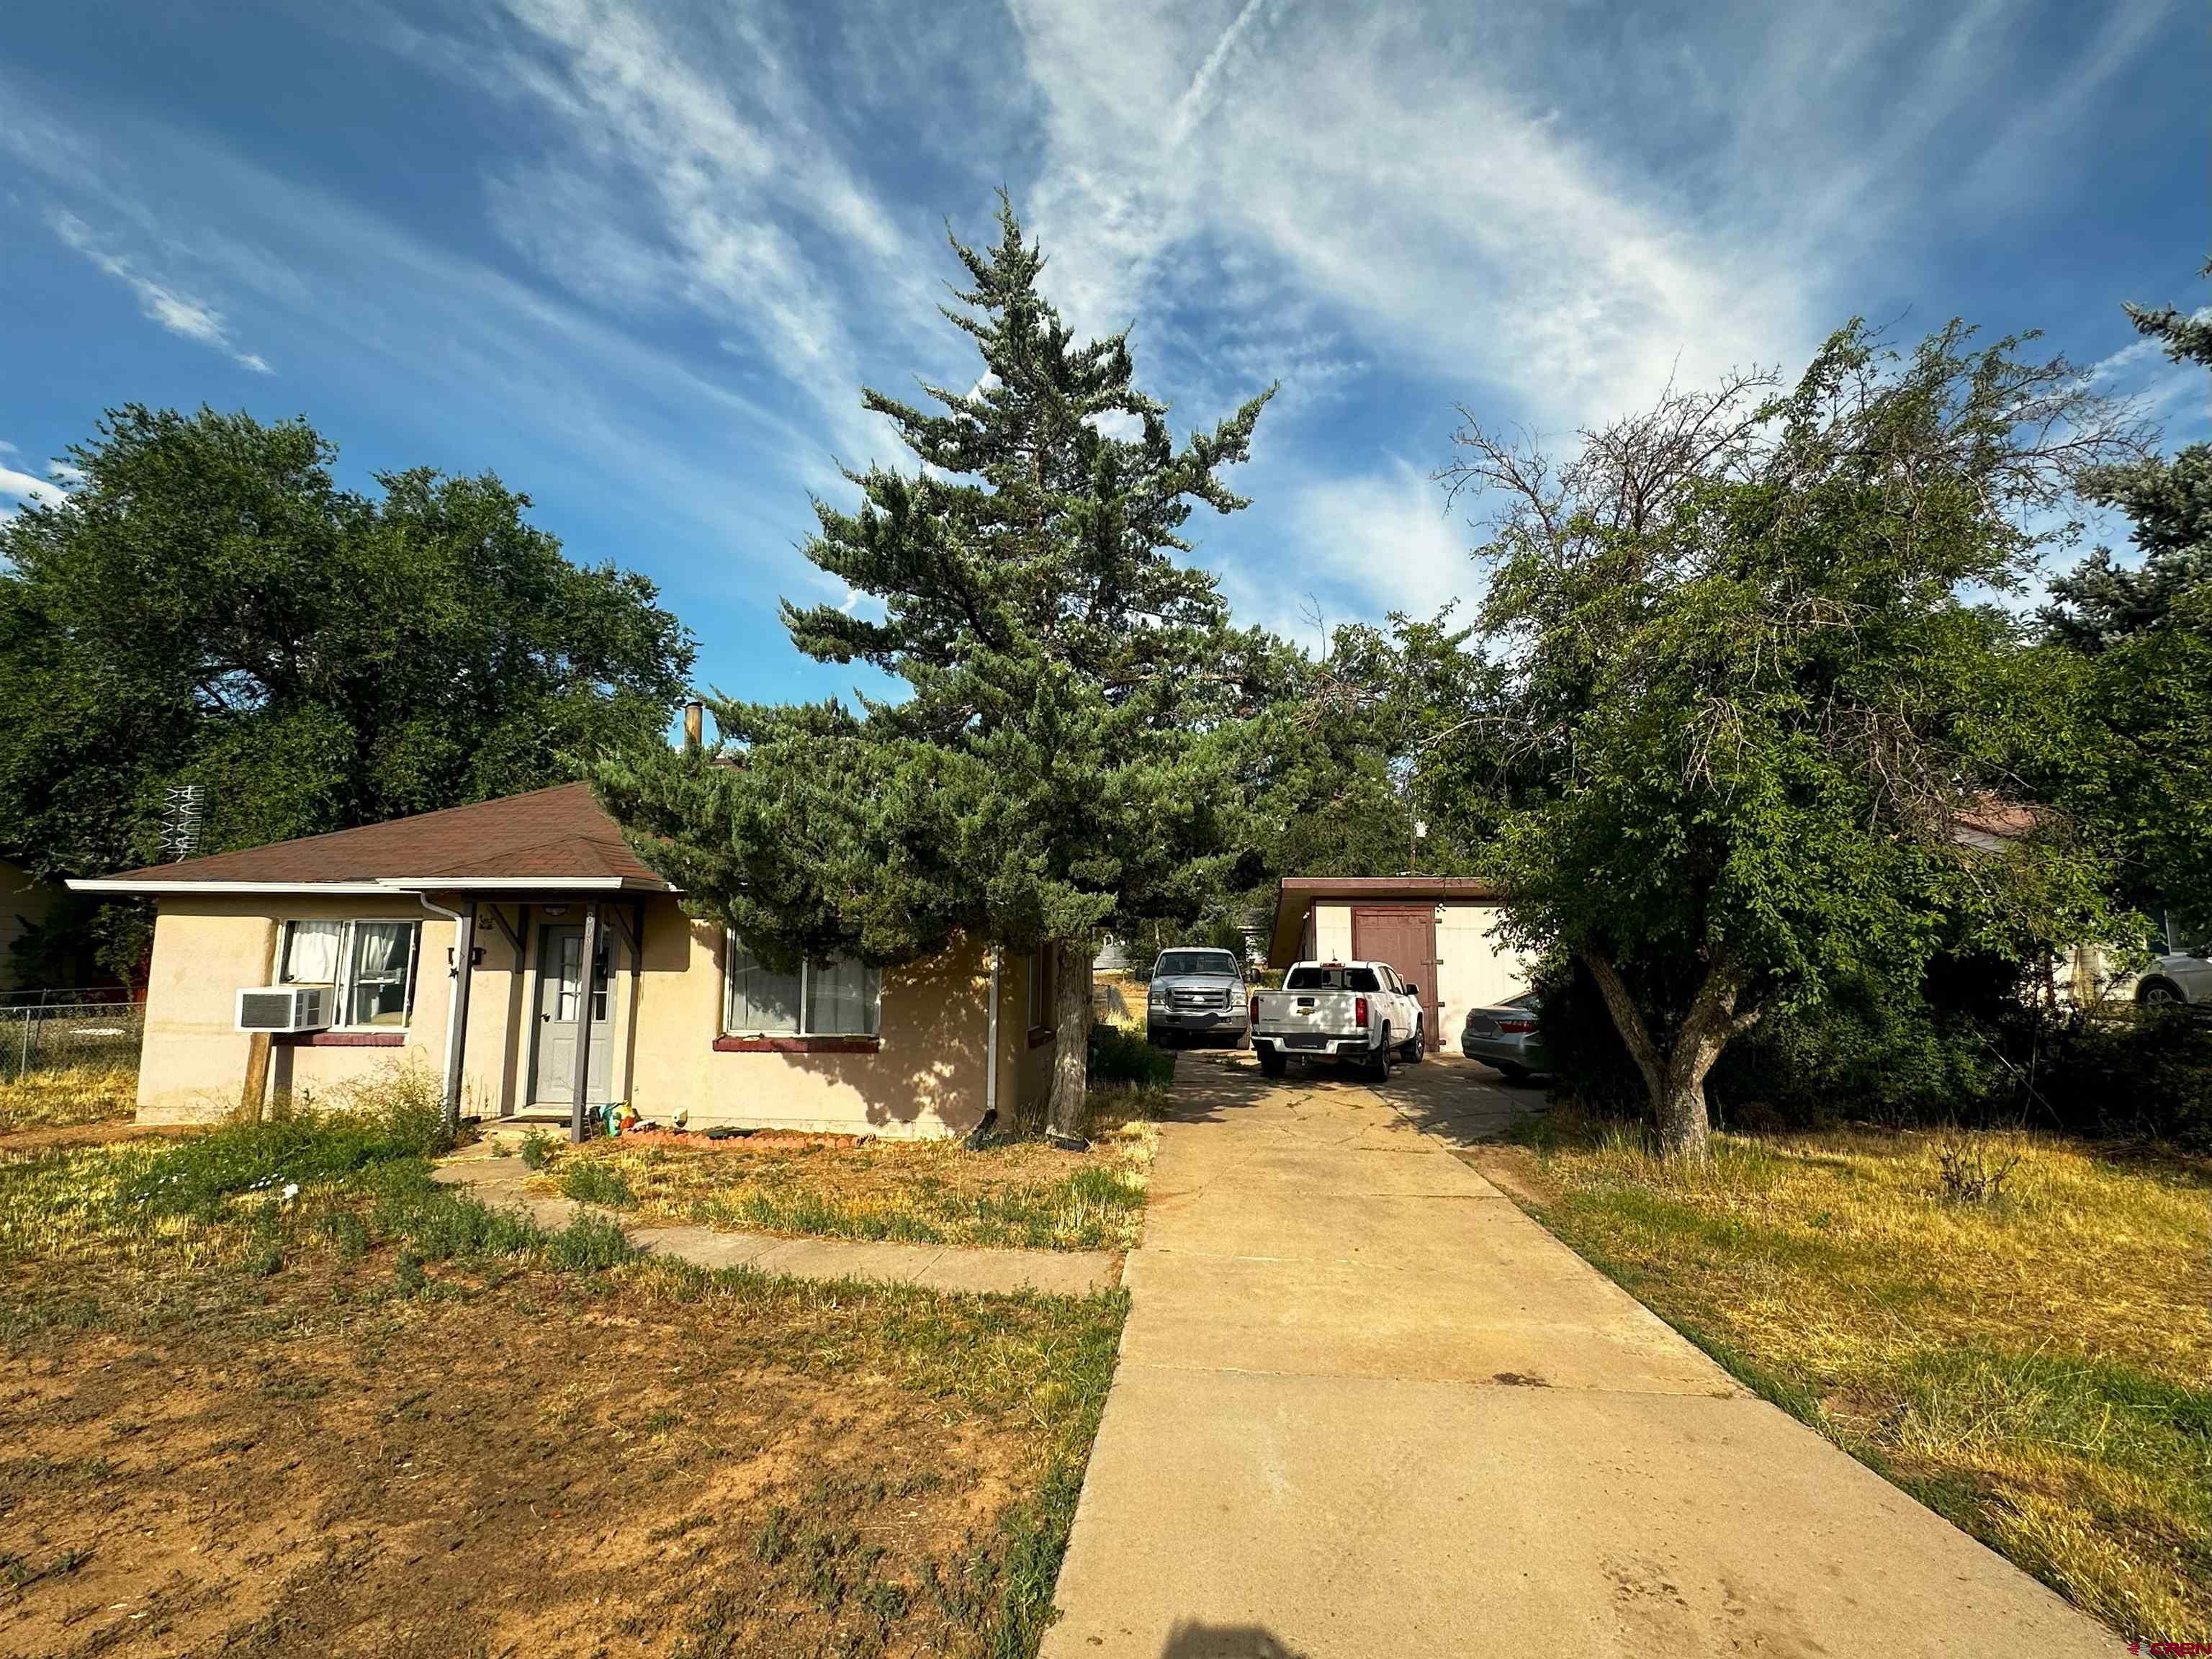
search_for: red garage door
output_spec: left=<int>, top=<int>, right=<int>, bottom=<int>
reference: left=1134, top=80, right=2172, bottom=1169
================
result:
left=1351, top=906, right=1437, bottom=1042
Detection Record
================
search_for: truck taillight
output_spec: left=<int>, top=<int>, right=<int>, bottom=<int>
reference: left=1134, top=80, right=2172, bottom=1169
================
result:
left=1249, top=995, right=1259, bottom=1026
left=1355, top=995, right=1368, bottom=1027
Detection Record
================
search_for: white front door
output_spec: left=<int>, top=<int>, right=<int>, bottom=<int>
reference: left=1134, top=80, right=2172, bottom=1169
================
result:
left=531, top=923, right=615, bottom=1105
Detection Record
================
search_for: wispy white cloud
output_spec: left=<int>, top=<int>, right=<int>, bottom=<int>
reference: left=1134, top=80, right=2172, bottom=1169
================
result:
left=1011, top=1, right=1807, bottom=439
left=0, top=459, right=70, bottom=520
left=49, top=210, right=274, bottom=373
left=1208, top=454, right=1476, bottom=647
left=375, top=0, right=941, bottom=471
left=1004, top=0, right=2173, bottom=623
left=2089, top=305, right=2211, bottom=435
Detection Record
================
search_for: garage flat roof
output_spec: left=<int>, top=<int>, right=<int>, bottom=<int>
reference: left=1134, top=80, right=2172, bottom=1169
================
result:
left=1268, top=876, right=1506, bottom=968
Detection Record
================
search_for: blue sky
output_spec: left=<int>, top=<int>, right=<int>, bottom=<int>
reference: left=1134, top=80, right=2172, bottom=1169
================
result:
left=1, top=0, right=2203, bottom=707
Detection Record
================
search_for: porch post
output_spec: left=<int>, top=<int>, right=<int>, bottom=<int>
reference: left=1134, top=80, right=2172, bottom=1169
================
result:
left=440, top=904, right=477, bottom=1135
left=570, top=900, right=600, bottom=1144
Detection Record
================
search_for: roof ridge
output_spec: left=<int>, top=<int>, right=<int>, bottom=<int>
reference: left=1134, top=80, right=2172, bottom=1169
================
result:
left=105, top=781, right=595, bottom=883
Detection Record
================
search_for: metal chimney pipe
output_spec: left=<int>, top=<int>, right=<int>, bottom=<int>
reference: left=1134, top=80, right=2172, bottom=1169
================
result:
left=682, top=700, right=704, bottom=752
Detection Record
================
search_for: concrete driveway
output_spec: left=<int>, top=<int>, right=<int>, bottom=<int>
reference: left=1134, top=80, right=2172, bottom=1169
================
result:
left=1043, top=1051, right=2116, bottom=1658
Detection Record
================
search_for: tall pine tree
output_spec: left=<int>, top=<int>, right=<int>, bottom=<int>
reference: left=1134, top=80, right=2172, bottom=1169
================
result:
left=595, top=200, right=1272, bottom=1137
left=2040, top=266, right=2212, bottom=931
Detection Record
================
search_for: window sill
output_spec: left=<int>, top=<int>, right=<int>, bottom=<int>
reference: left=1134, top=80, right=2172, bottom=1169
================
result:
left=714, top=1035, right=882, bottom=1054
left=277, top=1030, right=405, bottom=1048
left=1027, top=1026, right=1056, bottom=1048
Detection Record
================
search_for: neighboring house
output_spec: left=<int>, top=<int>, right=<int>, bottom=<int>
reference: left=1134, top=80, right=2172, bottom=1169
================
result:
left=71, top=783, right=1059, bottom=1134
left=1267, top=876, right=1533, bottom=1054
left=0, top=858, right=66, bottom=992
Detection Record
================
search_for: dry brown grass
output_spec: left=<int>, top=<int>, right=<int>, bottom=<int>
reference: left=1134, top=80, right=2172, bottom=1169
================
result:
left=1469, top=1118, right=2212, bottom=1642
left=0, top=1062, right=138, bottom=1136
left=523, top=1088, right=1165, bottom=1252
left=0, top=1114, right=1128, bottom=1657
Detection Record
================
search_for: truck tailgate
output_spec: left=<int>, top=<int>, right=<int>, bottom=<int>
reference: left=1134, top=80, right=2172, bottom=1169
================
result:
left=1254, top=990, right=1362, bottom=1039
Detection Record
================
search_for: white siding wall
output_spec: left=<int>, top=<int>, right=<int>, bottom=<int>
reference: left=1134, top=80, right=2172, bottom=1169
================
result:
left=1434, top=903, right=1533, bottom=1051
left=1313, top=902, right=1353, bottom=963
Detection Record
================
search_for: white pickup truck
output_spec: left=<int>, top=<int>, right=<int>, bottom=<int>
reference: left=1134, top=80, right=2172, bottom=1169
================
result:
left=1249, top=959, right=1426, bottom=1081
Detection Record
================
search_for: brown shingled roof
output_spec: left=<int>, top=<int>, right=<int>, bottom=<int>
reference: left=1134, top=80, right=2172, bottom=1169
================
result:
left=73, top=783, right=669, bottom=892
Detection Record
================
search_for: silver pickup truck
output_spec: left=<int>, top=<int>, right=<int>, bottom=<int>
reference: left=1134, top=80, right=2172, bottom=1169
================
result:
left=1250, top=959, right=1426, bottom=1081
left=1144, top=948, right=1251, bottom=1048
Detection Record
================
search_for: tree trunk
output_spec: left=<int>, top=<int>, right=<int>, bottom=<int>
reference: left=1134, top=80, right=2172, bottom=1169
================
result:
left=1046, top=938, right=1093, bottom=1141
left=1583, top=949, right=1761, bottom=1162
left=1654, top=1046, right=1718, bottom=1160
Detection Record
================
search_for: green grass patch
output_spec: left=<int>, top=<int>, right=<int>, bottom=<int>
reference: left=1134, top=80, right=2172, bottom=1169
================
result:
left=1482, top=1118, right=2212, bottom=1641
left=527, top=1092, right=1160, bottom=1254
left=557, top=1159, right=635, bottom=1208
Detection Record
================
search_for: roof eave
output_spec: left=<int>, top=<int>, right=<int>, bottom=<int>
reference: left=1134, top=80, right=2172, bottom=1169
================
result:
left=68, top=878, right=398, bottom=895
left=70, top=876, right=672, bottom=896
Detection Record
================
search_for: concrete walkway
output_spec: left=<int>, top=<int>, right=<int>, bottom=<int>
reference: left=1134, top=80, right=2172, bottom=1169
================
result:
left=429, top=1151, right=1120, bottom=1298
left=1043, top=1053, right=2117, bottom=1658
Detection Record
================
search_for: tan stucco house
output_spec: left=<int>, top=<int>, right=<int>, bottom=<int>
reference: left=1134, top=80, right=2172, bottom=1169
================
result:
left=72, top=783, right=1058, bottom=1136
left=1268, top=876, right=1534, bottom=1053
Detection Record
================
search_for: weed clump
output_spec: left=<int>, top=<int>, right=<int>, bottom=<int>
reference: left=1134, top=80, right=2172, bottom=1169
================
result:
left=547, top=1213, right=636, bottom=1272
left=118, top=1067, right=451, bottom=1222
left=559, top=1160, right=636, bottom=1208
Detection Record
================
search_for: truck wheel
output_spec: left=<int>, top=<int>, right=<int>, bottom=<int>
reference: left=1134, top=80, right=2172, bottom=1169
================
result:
left=1400, top=1020, right=1424, bottom=1064
left=1258, top=1048, right=1287, bottom=1079
left=1365, top=1025, right=1393, bottom=1083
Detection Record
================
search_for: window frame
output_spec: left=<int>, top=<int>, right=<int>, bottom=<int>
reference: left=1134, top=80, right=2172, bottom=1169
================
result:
left=1026, top=950, right=1055, bottom=1034
left=720, top=932, right=881, bottom=1040
left=276, top=917, right=421, bottom=1032
left=1154, top=949, right=1241, bottom=981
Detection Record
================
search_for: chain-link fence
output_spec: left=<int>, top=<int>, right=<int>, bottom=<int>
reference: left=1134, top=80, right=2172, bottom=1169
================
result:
left=0, top=998, right=145, bottom=1079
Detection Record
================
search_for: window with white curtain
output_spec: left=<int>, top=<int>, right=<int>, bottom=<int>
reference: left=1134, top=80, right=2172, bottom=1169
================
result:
left=278, top=918, right=421, bottom=1029
left=724, top=934, right=879, bottom=1036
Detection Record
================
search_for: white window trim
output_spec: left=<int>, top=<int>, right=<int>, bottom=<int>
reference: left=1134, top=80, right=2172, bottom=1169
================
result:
left=722, top=932, right=881, bottom=1038
left=278, top=917, right=421, bottom=1033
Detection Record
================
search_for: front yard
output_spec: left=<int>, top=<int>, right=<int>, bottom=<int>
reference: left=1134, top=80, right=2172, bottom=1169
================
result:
left=517, top=1089, right=1162, bottom=1253
left=0, top=1090, right=1128, bottom=1658
left=1466, top=1116, right=2212, bottom=1642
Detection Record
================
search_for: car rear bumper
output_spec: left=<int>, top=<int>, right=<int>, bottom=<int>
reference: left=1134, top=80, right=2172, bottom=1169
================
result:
left=1460, top=1032, right=1550, bottom=1071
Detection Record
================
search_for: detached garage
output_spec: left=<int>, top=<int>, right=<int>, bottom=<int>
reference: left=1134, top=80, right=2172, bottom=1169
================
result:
left=1267, top=877, right=1534, bottom=1055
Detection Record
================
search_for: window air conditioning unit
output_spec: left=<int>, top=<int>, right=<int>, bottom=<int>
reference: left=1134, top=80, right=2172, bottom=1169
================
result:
left=236, top=984, right=336, bottom=1034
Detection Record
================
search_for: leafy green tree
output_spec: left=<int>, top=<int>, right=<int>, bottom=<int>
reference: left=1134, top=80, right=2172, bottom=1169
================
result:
left=1435, top=323, right=2137, bottom=1156
left=0, top=405, right=694, bottom=982
left=594, top=202, right=1272, bottom=1138
left=2040, top=270, right=2212, bottom=934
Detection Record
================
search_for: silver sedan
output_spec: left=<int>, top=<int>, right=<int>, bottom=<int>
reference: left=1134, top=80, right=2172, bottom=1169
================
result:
left=1460, top=992, right=1550, bottom=1084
